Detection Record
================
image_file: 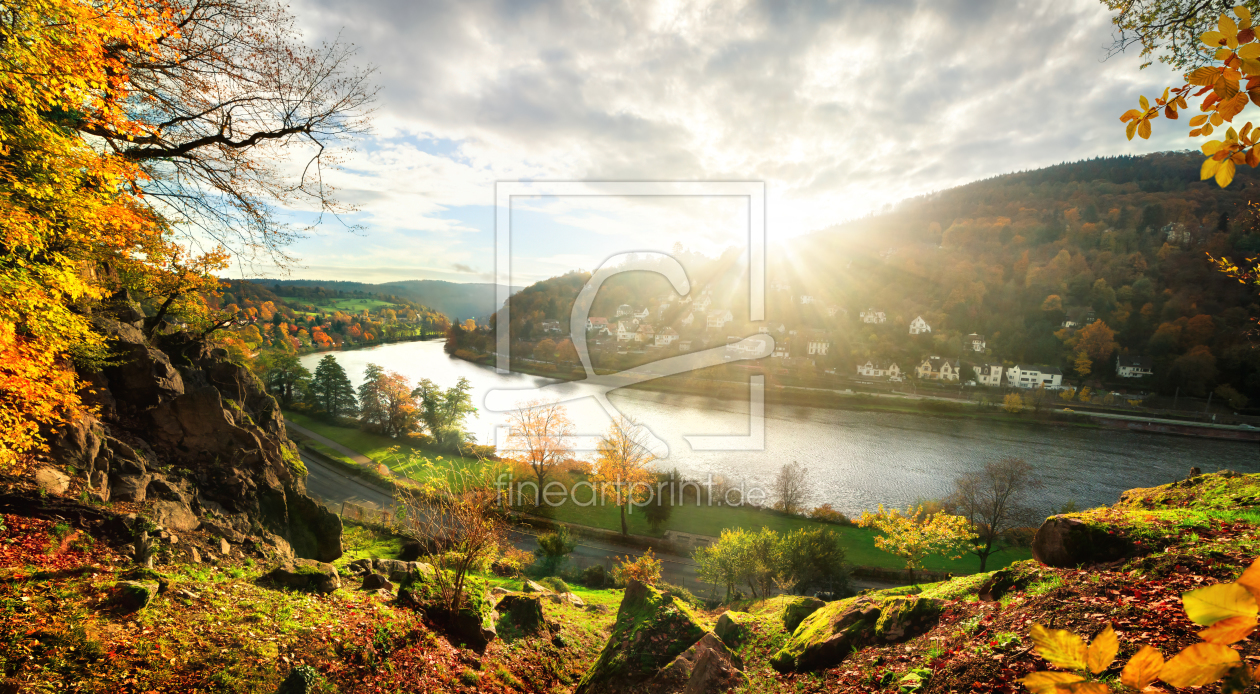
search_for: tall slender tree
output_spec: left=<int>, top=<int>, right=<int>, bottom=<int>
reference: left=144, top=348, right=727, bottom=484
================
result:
left=309, top=355, right=358, bottom=418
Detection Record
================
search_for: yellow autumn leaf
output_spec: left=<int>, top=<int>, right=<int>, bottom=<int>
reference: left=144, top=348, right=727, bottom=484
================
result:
left=1138, top=119, right=1152, bottom=139
left=1204, top=30, right=1228, bottom=46
left=1213, top=111, right=1226, bottom=126
left=1191, top=114, right=1210, bottom=126
left=1203, top=156, right=1224, bottom=180
left=1087, top=624, right=1118, bottom=674
left=1182, top=583, right=1259, bottom=625
left=1199, top=615, right=1258, bottom=644
left=1159, top=642, right=1242, bottom=688
left=1204, top=122, right=1216, bottom=135
left=1219, top=92, right=1251, bottom=121
left=1127, top=120, right=1139, bottom=140
left=1237, top=558, right=1260, bottom=600
left=1241, top=42, right=1260, bottom=59
left=1204, top=139, right=1227, bottom=154
left=1190, top=66, right=1218, bottom=85
left=1121, top=645, right=1164, bottom=691
left=1222, top=15, right=1240, bottom=38
left=1120, top=109, right=1143, bottom=122
left=1064, top=684, right=1110, bottom=694
left=1240, top=6, right=1254, bottom=25
left=1020, top=671, right=1084, bottom=694
left=1218, top=157, right=1238, bottom=186
left=1140, top=95, right=1150, bottom=111
left=1031, top=624, right=1087, bottom=671
left=1219, top=47, right=1236, bottom=60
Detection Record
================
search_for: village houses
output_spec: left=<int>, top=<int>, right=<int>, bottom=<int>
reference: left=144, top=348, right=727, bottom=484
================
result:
left=1116, top=354, right=1154, bottom=378
left=856, top=359, right=902, bottom=379
left=706, top=309, right=733, bottom=329
left=915, top=356, right=960, bottom=381
left=616, top=321, right=636, bottom=342
left=972, top=363, right=1004, bottom=387
left=965, top=333, right=986, bottom=352
left=805, top=330, right=830, bottom=356
left=634, top=324, right=655, bottom=343
left=655, top=327, right=679, bottom=347
left=908, top=316, right=931, bottom=335
left=860, top=308, right=887, bottom=324
left=1005, top=364, right=1063, bottom=388
left=586, top=316, right=608, bottom=331
left=540, top=319, right=562, bottom=333
left=616, top=304, right=633, bottom=317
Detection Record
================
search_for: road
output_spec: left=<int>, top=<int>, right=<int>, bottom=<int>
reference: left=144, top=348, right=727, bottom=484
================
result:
left=299, top=452, right=712, bottom=595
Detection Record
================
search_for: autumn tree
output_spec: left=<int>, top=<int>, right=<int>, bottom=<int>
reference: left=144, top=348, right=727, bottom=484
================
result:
left=259, top=353, right=310, bottom=407
left=505, top=400, right=574, bottom=494
left=856, top=504, right=977, bottom=578
left=309, top=355, right=357, bottom=418
left=357, top=364, right=420, bottom=438
left=593, top=416, right=656, bottom=536
left=947, top=458, right=1043, bottom=571
left=771, top=461, right=810, bottom=516
left=411, top=377, right=476, bottom=449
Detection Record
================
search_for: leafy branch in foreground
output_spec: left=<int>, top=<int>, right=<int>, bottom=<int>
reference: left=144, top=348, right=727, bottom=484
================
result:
left=1020, top=557, right=1260, bottom=693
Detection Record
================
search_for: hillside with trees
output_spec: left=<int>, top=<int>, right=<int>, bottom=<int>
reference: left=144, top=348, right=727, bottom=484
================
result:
left=451, top=153, right=1260, bottom=405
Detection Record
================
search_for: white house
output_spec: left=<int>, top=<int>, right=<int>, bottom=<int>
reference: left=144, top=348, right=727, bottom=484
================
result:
left=805, top=330, right=830, bottom=356
left=908, top=316, right=932, bottom=335
left=693, top=293, right=713, bottom=311
left=916, top=356, right=960, bottom=381
left=587, top=316, right=609, bottom=331
left=856, top=359, right=902, bottom=379
left=973, top=363, right=1004, bottom=387
left=965, top=333, right=986, bottom=352
left=633, top=307, right=650, bottom=320
left=616, top=321, right=636, bottom=342
left=772, top=341, right=790, bottom=358
left=540, top=319, right=562, bottom=333
left=706, top=309, right=733, bottom=329
left=1005, top=364, right=1064, bottom=388
left=860, top=308, right=887, bottom=324
left=1116, top=354, right=1154, bottom=378
left=616, top=304, right=633, bottom=317
left=655, top=327, right=679, bottom=347
left=635, top=324, right=655, bottom=343
left=680, top=311, right=697, bottom=327
left=726, top=336, right=765, bottom=360
left=678, top=339, right=692, bottom=351
left=826, top=305, right=846, bottom=318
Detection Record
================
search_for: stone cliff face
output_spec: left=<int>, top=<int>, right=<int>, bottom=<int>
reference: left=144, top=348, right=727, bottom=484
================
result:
left=44, top=293, right=341, bottom=562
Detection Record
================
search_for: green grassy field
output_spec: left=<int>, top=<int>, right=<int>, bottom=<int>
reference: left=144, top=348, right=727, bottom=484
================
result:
left=283, top=409, right=481, bottom=474
left=308, top=297, right=398, bottom=313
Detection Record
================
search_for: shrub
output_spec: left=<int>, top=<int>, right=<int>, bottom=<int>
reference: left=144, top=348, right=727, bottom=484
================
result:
left=579, top=564, right=613, bottom=588
left=612, top=548, right=663, bottom=586
left=809, top=503, right=850, bottom=525
left=491, top=547, right=534, bottom=577
left=659, top=581, right=698, bottom=606
left=533, top=526, right=576, bottom=575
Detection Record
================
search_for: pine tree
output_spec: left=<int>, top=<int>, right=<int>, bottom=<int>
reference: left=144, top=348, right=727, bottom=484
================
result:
left=310, top=355, right=358, bottom=418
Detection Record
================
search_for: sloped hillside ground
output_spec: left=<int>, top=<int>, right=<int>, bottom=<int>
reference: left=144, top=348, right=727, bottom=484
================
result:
left=0, top=516, right=623, bottom=693
left=1, top=471, right=1256, bottom=693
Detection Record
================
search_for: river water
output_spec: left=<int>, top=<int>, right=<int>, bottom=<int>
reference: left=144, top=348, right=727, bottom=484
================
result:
left=301, top=340, right=1259, bottom=518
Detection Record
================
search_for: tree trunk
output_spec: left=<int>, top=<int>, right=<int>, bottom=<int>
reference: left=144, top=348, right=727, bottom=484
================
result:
left=620, top=503, right=628, bottom=536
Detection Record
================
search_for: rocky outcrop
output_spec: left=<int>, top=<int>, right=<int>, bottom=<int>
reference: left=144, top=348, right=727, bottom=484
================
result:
left=782, top=596, right=826, bottom=632
left=647, top=632, right=746, bottom=694
left=112, top=580, right=159, bottom=612
left=348, top=558, right=436, bottom=583
left=261, top=562, right=341, bottom=594
left=1031, top=516, right=1133, bottom=568
left=714, top=611, right=754, bottom=646
left=770, top=595, right=944, bottom=673
left=398, top=568, right=496, bottom=650
left=496, top=593, right=548, bottom=634
left=574, top=580, right=711, bottom=694
left=43, top=304, right=341, bottom=563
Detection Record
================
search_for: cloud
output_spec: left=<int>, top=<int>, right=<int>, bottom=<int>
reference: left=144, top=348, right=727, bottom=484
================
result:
left=278, top=0, right=1188, bottom=283
left=452, top=263, right=476, bottom=273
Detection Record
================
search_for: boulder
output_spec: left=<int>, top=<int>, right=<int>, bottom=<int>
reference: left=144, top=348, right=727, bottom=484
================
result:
left=152, top=499, right=199, bottom=532
left=46, top=415, right=103, bottom=473
left=398, top=568, right=496, bottom=650
left=33, top=467, right=71, bottom=496
left=977, top=561, right=1049, bottom=602
left=496, top=594, right=548, bottom=634
left=360, top=573, right=394, bottom=591
left=563, top=592, right=585, bottom=606
left=490, top=586, right=511, bottom=597
left=111, top=474, right=152, bottom=503
left=112, top=581, right=159, bottom=612
left=783, top=596, right=826, bottom=632
left=714, top=611, right=755, bottom=646
left=261, top=563, right=341, bottom=594
left=770, top=595, right=944, bottom=673
left=520, top=580, right=549, bottom=594
left=573, top=580, right=709, bottom=694
left=350, top=558, right=436, bottom=584
left=1031, top=516, right=1134, bottom=568
left=647, top=632, right=746, bottom=694
left=219, top=537, right=231, bottom=555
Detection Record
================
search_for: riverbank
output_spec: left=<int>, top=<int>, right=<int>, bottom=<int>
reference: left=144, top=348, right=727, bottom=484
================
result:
left=296, top=333, right=442, bottom=357
left=455, top=351, right=1260, bottom=442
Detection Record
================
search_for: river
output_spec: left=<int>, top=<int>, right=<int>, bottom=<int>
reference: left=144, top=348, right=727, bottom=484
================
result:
left=300, top=340, right=1259, bottom=519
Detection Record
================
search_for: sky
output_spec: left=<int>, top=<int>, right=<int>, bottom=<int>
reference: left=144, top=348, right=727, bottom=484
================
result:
left=261, top=0, right=1193, bottom=287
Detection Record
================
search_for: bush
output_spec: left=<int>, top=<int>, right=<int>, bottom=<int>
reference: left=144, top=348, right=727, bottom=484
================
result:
left=539, top=576, right=569, bottom=593
left=533, top=526, right=576, bottom=575
left=491, top=547, right=534, bottom=577
left=659, top=581, right=698, bottom=606
left=576, top=564, right=614, bottom=588
left=1003, top=526, right=1037, bottom=548
left=809, top=503, right=850, bottom=525
left=612, top=549, right=663, bottom=586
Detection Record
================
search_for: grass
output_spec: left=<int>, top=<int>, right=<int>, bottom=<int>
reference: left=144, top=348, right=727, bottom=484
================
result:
left=308, top=298, right=398, bottom=313
left=283, top=409, right=480, bottom=471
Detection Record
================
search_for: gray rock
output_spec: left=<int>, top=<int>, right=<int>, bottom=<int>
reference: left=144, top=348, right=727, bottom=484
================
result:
left=1031, top=516, right=1134, bottom=568
left=110, top=473, right=152, bottom=502
left=219, top=537, right=230, bottom=555
left=714, top=611, right=755, bottom=646
left=47, top=415, right=103, bottom=472
left=33, top=467, right=71, bottom=495
left=496, top=594, right=547, bottom=633
left=153, top=500, right=199, bottom=532
left=275, top=665, right=321, bottom=694
left=520, top=580, right=549, bottom=594
left=113, top=581, right=159, bottom=612
left=360, top=573, right=394, bottom=591
left=262, top=563, right=341, bottom=594
left=648, top=632, right=746, bottom=694
left=190, top=547, right=201, bottom=563
left=783, top=596, right=826, bottom=632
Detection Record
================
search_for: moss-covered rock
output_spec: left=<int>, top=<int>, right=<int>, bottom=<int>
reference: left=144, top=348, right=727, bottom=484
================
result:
left=496, top=594, right=547, bottom=634
left=574, top=580, right=709, bottom=694
left=714, top=610, right=755, bottom=646
left=646, top=632, right=746, bottom=693
left=398, top=568, right=496, bottom=650
left=770, top=595, right=944, bottom=673
left=112, top=580, right=158, bottom=612
left=782, top=595, right=826, bottom=632
left=261, top=561, right=341, bottom=594
left=977, top=560, right=1050, bottom=601
left=1031, top=516, right=1134, bottom=568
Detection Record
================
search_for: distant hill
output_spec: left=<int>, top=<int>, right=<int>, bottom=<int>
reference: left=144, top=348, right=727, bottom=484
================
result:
left=260, top=279, right=522, bottom=321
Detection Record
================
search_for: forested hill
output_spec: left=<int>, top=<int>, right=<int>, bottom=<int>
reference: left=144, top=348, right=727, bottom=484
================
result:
left=263, top=278, right=521, bottom=321
left=486, top=152, right=1260, bottom=401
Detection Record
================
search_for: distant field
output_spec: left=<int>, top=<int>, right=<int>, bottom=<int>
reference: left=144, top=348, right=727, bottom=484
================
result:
left=303, top=297, right=399, bottom=313
left=283, top=409, right=480, bottom=474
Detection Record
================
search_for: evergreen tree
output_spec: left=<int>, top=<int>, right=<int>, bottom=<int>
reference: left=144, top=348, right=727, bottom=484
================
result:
left=261, top=353, right=310, bottom=407
left=310, top=355, right=358, bottom=418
